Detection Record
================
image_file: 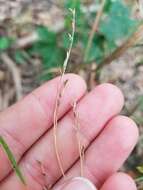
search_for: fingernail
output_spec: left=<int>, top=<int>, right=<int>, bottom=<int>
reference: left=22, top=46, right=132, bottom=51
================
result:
left=61, top=177, right=97, bottom=190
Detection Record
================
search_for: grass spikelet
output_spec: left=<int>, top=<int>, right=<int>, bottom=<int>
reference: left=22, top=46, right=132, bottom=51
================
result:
left=73, top=101, right=85, bottom=177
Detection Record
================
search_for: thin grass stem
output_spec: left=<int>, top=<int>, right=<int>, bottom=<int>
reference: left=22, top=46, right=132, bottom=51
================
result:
left=53, top=9, right=76, bottom=179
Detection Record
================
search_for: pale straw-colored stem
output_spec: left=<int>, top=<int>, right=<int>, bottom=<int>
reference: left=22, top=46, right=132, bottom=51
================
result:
left=53, top=9, right=76, bottom=179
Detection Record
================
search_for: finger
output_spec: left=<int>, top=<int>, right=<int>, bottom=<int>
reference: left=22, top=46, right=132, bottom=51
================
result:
left=0, top=74, right=86, bottom=181
left=56, top=177, right=97, bottom=190
left=1, top=84, right=124, bottom=190
left=22, top=177, right=97, bottom=190
left=100, top=172, right=137, bottom=190
left=54, top=115, right=138, bottom=189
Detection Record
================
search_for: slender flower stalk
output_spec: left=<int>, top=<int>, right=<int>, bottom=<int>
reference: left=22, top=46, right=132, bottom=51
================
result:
left=53, top=9, right=76, bottom=179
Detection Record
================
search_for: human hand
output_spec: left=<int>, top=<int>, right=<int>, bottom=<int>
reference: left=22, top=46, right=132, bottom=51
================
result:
left=0, top=74, right=138, bottom=190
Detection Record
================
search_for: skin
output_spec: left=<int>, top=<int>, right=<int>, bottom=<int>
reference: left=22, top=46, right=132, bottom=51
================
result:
left=0, top=74, right=138, bottom=190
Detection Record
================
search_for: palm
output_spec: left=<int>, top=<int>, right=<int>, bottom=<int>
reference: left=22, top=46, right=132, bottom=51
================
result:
left=0, top=74, right=138, bottom=190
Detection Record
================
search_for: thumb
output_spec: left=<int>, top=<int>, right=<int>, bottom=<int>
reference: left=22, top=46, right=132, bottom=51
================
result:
left=58, top=177, right=97, bottom=190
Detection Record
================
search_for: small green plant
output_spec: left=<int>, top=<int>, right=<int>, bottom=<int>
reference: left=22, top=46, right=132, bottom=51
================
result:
left=0, top=0, right=139, bottom=79
left=64, top=0, right=139, bottom=63
left=30, top=0, right=139, bottom=78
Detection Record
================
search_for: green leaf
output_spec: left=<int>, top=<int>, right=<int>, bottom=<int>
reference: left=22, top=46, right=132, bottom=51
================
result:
left=29, top=41, right=65, bottom=69
left=42, top=46, right=65, bottom=68
left=104, top=0, right=113, bottom=12
left=29, top=25, right=65, bottom=70
left=0, top=37, right=11, bottom=51
left=36, top=26, right=56, bottom=44
left=14, top=51, right=26, bottom=64
left=100, top=0, right=139, bottom=42
left=82, top=33, right=104, bottom=63
left=62, top=33, right=71, bottom=49
left=86, top=43, right=103, bottom=63
left=0, top=136, right=26, bottom=185
left=64, top=0, right=81, bottom=10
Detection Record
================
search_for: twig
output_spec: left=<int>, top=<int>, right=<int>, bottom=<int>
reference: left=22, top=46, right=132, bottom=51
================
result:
left=73, top=101, right=85, bottom=177
left=2, top=89, right=15, bottom=110
left=53, top=9, right=75, bottom=179
left=84, top=0, right=106, bottom=62
left=96, top=24, right=143, bottom=71
left=1, top=53, right=23, bottom=100
left=14, top=32, right=39, bottom=49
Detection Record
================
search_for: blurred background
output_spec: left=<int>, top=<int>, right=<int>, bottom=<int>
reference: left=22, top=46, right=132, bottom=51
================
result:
left=0, top=0, right=143, bottom=188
